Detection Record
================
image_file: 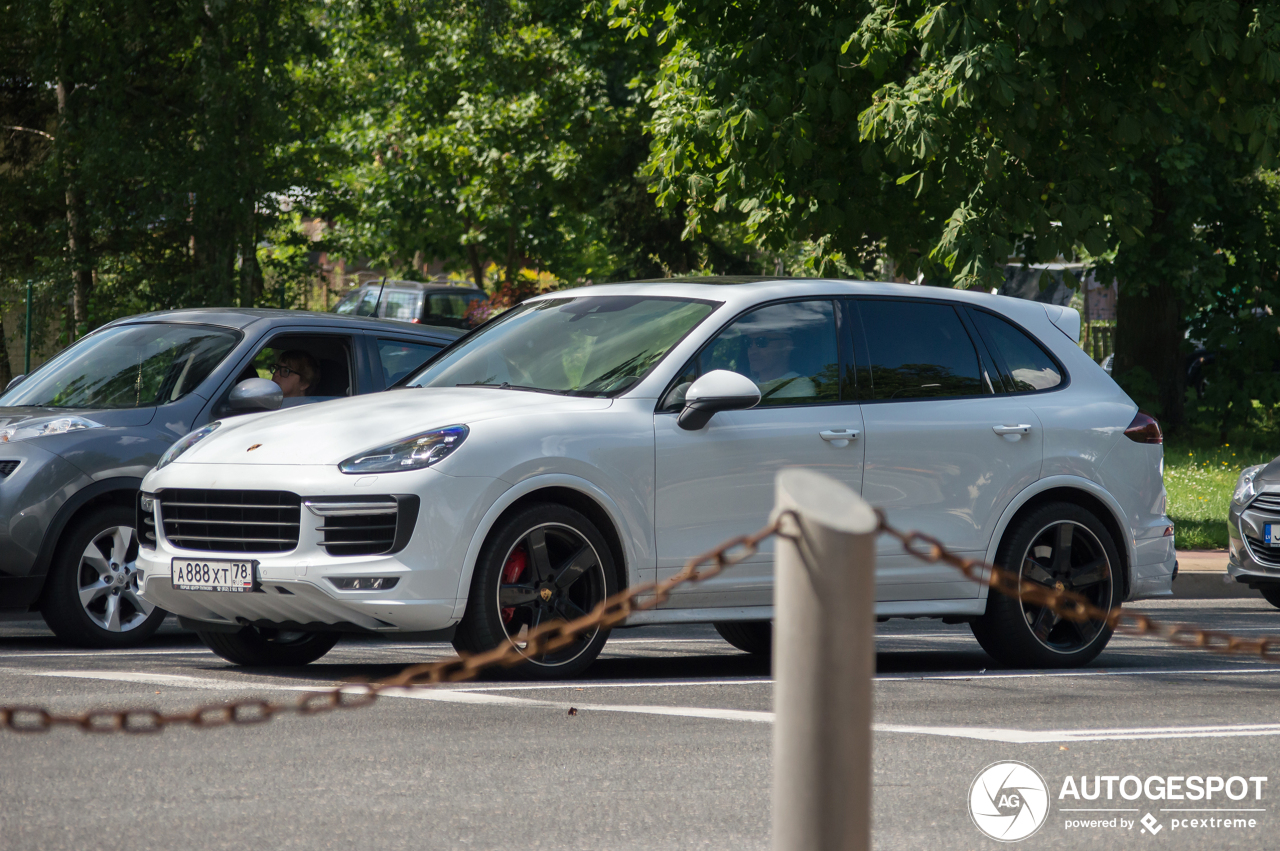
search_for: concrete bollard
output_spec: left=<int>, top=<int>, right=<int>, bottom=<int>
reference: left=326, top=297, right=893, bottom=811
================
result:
left=772, top=468, right=879, bottom=851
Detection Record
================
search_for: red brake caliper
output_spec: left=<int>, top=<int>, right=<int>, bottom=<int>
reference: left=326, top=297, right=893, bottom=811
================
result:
left=500, top=548, right=528, bottom=624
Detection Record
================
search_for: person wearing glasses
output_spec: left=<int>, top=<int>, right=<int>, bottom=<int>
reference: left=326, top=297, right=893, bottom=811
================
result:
left=270, top=350, right=320, bottom=398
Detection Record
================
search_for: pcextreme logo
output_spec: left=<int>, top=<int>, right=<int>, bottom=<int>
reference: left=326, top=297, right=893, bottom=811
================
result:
left=969, top=761, right=1051, bottom=842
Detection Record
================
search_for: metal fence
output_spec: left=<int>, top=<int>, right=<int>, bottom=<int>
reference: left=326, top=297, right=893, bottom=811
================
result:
left=1082, top=320, right=1116, bottom=363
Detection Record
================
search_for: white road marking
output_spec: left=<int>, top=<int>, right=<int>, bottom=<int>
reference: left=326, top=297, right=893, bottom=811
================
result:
left=10, top=669, right=1280, bottom=737
left=876, top=666, right=1279, bottom=681
left=2, top=669, right=773, bottom=724
left=458, top=677, right=771, bottom=692
left=875, top=723, right=1280, bottom=743
left=0, top=649, right=212, bottom=659
left=10, top=670, right=300, bottom=691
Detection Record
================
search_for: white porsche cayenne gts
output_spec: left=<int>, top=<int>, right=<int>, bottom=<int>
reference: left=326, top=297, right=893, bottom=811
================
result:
left=136, top=278, right=1174, bottom=677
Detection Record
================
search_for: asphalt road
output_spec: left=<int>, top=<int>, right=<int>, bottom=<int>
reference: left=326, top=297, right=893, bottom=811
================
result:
left=2, top=597, right=1279, bottom=851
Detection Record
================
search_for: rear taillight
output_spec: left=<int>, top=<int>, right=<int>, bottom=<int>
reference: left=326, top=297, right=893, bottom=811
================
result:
left=1124, top=412, right=1163, bottom=444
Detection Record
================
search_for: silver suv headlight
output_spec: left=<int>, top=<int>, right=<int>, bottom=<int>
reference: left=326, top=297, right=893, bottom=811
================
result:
left=0, top=415, right=103, bottom=444
left=1233, top=464, right=1266, bottom=508
left=339, top=425, right=468, bottom=474
left=156, top=421, right=221, bottom=470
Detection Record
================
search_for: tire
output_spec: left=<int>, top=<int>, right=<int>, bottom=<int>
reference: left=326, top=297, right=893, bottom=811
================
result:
left=40, top=505, right=167, bottom=648
left=454, top=503, right=618, bottom=680
left=713, top=620, right=772, bottom=655
left=198, top=627, right=340, bottom=666
left=1257, top=586, right=1280, bottom=609
left=970, top=502, right=1120, bottom=668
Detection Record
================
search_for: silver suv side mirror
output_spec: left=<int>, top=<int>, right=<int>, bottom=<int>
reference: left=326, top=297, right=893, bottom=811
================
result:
left=677, top=369, right=761, bottom=430
left=227, top=378, right=283, bottom=412
left=5, top=374, right=25, bottom=392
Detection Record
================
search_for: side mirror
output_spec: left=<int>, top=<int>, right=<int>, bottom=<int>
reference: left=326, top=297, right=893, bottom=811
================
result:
left=227, top=378, right=283, bottom=413
left=5, top=374, right=25, bottom=392
left=677, top=369, right=761, bottom=430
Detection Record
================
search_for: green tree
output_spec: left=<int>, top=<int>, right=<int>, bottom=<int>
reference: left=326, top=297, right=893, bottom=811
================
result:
left=617, top=0, right=1280, bottom=426
left=1, top=0, right=333, bottom=339
left=322, top=0, right=617, bottom=302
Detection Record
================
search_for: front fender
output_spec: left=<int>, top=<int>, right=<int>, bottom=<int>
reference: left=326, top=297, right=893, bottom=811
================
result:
left=450, top=473, right=648, bottom=619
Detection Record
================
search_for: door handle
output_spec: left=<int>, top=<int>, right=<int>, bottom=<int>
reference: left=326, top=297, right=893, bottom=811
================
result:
left=820, top=429, right=861, bottom=447
left=992, top=424, right=1032, bottom=436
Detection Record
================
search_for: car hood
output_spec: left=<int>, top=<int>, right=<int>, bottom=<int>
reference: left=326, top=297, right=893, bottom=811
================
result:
left=0, top=406, right=156, bottom=432
left=176, top=388, right=613, bottom=466
left=1255, top=456, right=1280, bottom=485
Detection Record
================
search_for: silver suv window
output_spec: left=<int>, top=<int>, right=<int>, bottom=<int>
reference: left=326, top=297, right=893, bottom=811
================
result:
left=857, top=300, right=986, bottom=401
left=1, top=324, right=239, bottom=409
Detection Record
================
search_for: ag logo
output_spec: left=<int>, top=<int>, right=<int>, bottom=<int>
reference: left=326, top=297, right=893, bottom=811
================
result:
left=968, top=761, right=1050, bottom=842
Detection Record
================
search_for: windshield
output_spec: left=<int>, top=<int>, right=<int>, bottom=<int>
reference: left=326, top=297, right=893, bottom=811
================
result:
left=406, top=295, right=717, bottom=397
left=0, top=323, right=240, bottom=409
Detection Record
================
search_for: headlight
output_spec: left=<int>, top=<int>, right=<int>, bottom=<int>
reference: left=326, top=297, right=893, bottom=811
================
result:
left=156, top=422, right=221, bottom=470
left=0, top=416, right=103, bottom=444
left=1233, top=464, right=1266, bottom=507
left=339, top=425, right=468, bottom=474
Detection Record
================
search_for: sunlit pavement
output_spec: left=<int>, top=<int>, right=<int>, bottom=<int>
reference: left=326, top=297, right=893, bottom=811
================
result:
left=1, top=597, right=1277, bottom=850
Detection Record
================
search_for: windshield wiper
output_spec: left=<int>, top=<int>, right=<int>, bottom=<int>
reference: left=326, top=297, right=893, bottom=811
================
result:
left=453, top=382, right=572, bottom=396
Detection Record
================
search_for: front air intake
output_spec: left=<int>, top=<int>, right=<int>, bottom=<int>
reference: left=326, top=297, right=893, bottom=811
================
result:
left=306, top=496, right=418, bottom=557
left=158, top=489, right=301, bottom=553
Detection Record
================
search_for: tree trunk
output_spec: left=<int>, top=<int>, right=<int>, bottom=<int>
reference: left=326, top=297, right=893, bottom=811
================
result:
left=240, top=206, right=262, bottom=308
left=1114, top=279, right=1183, bottom=426
left=0, top=304, right=12, bottom=388
left=503, top=225, right=518, bottom=290
left=467, top=243, right=485, bottom=294
left=56, top=80, right=92, bottom=339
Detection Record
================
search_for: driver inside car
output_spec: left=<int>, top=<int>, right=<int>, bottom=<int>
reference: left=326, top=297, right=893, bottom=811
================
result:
left=270, top=350, right=319, bottom=398
left=743, top=329, right=816, bottom=401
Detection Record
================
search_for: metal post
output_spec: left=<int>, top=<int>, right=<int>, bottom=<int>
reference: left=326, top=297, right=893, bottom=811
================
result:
left=772, top=468, right=878, bottom=851
left=24, top=280, right=32, bottom=374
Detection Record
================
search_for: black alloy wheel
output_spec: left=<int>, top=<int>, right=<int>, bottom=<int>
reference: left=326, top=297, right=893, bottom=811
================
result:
left=454, top=504, right=616, bottom=679
left=971, top=502, right=1119, bottom=668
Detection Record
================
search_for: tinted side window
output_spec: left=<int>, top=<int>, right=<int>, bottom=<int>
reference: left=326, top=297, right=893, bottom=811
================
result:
left=972, top=310, right=1062, bottom=391
left=666, top=300, right=840, bottom=409
left=382, top=290, right=421, bottom=321
left=332, top=289, right=362, bottom=315
left=427, top=291, right=485, bottom=328
left=377, top=339, right=441, bottom=385
left=858, top=300, right=985, bottom=400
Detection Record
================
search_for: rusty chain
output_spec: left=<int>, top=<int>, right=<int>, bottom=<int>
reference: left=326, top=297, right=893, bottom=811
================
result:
left=3, top=509, right=1277, bottom=734
left=0, top=516, right=786, bottom=734
left=874, top=511, right=1280, bottom=662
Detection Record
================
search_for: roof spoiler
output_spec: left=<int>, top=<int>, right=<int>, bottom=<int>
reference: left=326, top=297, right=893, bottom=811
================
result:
left=1044, top=304, right=1081, bottom=344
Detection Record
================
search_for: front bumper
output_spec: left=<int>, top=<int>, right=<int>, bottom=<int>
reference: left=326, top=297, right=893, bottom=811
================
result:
left=1228, top=498, right=1280, bottom=589
left=0, top=442, right=95, bottom=607
left=136, top=462, right=501, bottom=633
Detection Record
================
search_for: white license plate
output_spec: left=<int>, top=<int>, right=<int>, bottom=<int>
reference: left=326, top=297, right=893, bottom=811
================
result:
left=171, top=559, right=256, bottom=592
left=1267, top=524, right=1280, bottom=545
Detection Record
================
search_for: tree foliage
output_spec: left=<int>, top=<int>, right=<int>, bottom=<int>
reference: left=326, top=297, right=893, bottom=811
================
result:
left=0, top=0, right=332, bottom=340
left=615, top=0, right=1280, bottom=427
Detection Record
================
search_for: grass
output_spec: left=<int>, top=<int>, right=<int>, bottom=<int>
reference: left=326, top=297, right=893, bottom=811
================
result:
left=1164, top=439, right=1275, bottom=550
